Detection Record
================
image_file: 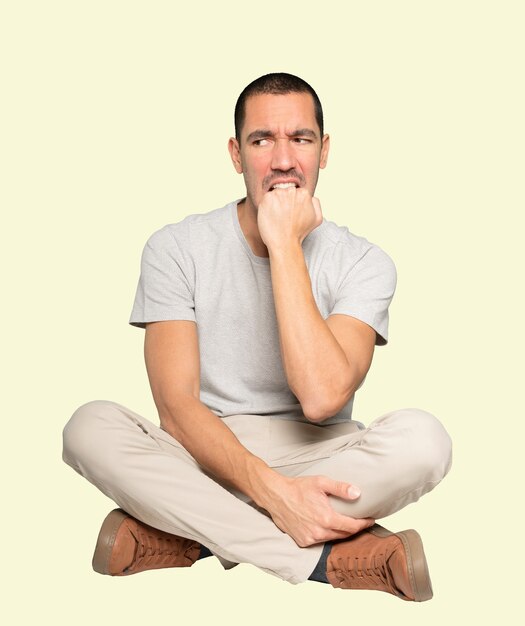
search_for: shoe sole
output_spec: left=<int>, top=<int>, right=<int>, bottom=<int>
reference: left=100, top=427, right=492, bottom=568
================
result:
left=92, top=508, right=129, bottom=575
left=369, top=524, right=433, bottom=602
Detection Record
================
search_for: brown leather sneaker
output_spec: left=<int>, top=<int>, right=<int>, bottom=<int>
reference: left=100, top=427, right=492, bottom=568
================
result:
left=326, top=524, right=433, bottom=602
left=92, top=509, right=201, bottom=576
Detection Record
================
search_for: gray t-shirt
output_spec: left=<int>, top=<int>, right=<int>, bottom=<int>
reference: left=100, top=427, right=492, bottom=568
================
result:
left=129, top=199, right=396, bottom=424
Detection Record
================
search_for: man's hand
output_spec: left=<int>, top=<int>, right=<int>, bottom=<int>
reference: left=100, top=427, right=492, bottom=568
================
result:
left=257, top=474, right=375, bottom=548
left=257, top=187, right=323, bottom=252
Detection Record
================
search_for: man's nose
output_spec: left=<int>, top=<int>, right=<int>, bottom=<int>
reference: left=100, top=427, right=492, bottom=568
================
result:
left=270, top=139, right=297, bottom=171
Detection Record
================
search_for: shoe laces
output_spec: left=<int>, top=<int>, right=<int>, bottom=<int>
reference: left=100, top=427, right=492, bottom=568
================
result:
left=334, top=553, right=399, bottom=596
left=131, top=527, right=197, bottom=569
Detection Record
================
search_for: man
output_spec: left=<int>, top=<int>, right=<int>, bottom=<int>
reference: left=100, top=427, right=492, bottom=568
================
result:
left=62, top=73, right=452, bottom=601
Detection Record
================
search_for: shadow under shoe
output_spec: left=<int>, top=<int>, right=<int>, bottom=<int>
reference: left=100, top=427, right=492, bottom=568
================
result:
left=326, top=524, right=433, bottom=602
left=92, top=508, right=201, bottom=576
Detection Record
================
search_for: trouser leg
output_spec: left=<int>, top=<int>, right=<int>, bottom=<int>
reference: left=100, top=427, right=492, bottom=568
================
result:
left=62, top=400, right=322, bottom=585
left=288, top=408, right=453, bottom=520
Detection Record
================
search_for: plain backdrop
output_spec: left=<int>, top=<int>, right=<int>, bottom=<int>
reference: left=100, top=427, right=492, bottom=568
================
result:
left=1, top=1, right=523, bottom=624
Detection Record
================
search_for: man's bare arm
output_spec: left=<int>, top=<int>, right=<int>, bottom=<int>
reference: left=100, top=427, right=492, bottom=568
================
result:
left=258, top=188, right=376, bottom=422
left=144, top=320, right=373, bottom=546
left=144, top=320, right=273, bottom=499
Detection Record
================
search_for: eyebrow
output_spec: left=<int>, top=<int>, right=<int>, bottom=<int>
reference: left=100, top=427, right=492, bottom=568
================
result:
left=245, top=128, right=318, bottom=143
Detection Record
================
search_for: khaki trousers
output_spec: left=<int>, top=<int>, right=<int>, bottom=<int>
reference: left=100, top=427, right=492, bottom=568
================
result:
left=62, top=401, right=452, bottom=584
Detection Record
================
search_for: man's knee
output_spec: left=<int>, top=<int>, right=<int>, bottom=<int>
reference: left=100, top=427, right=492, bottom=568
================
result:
left=62, top=399, right=122, bottom=471
left=341, top=408, right=453, bottom=519
left=393, top=408, right=453, bottom=483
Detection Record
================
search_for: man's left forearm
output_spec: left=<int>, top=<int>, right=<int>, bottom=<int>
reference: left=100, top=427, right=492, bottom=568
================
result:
left=268, top=242, right=351, bottom=422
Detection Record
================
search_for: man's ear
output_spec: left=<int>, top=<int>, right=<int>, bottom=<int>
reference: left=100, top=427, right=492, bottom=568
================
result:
left=319, top=133, right=330, bottom=169
left=228, top=137, right=243, bottom=174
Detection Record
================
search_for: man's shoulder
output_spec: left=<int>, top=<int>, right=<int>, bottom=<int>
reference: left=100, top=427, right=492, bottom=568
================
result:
left=145, top=200, right=236, bottom=247
left=310, top=217, right=394, bottom=270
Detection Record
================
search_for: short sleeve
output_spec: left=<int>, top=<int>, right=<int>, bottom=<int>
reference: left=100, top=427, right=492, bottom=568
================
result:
left=129, top=226, right=196, bottom=328
left=329, top=244, right=397, bottom=346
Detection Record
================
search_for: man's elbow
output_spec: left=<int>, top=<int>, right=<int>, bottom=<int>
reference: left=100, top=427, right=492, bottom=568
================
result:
left=302, top=389, right=354, bottom=424
left=303, top=406, right=331, bottom=424
left=299, top=366, right=366, bottom=423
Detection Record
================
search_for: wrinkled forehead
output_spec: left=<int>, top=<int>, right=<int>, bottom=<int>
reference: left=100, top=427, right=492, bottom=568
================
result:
left=241, top=92, right=320, bottom=140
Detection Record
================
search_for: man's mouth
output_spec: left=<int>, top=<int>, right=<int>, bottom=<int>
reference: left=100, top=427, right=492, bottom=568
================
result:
left=269, top=182, right=299, bottom=191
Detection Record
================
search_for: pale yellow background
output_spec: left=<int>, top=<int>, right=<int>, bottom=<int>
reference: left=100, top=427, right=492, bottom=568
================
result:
left=1, top=1, right=523, bottom=624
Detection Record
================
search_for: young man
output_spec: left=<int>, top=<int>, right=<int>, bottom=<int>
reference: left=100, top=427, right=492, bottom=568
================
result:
left=62, top=73, right=452, bottom=601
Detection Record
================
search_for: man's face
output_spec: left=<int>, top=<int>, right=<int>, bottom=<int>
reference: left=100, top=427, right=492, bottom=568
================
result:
left=228, top=92, right=330, bottom=212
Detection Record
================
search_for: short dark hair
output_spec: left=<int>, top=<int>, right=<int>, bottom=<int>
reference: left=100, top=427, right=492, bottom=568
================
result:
left=234, top=72, right=324, bottom=141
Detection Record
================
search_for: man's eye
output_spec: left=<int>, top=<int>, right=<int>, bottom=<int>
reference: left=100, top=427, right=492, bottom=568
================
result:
left=293, top=138, right=311, bottom=144
left=254, top=139, right=270, bottom=146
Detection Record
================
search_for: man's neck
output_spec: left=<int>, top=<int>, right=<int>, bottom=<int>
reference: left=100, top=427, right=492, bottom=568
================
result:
left=237, top=199, right=270, bottom=258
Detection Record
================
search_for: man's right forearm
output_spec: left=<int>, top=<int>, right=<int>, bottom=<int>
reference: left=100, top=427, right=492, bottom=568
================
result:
left=158, top=393, right=371, bottom=547
left=158, top=394, right=284, bottom=508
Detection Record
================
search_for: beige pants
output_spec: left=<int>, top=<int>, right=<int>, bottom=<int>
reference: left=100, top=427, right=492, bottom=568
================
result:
left=62, top=401, right=452, bottom=584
